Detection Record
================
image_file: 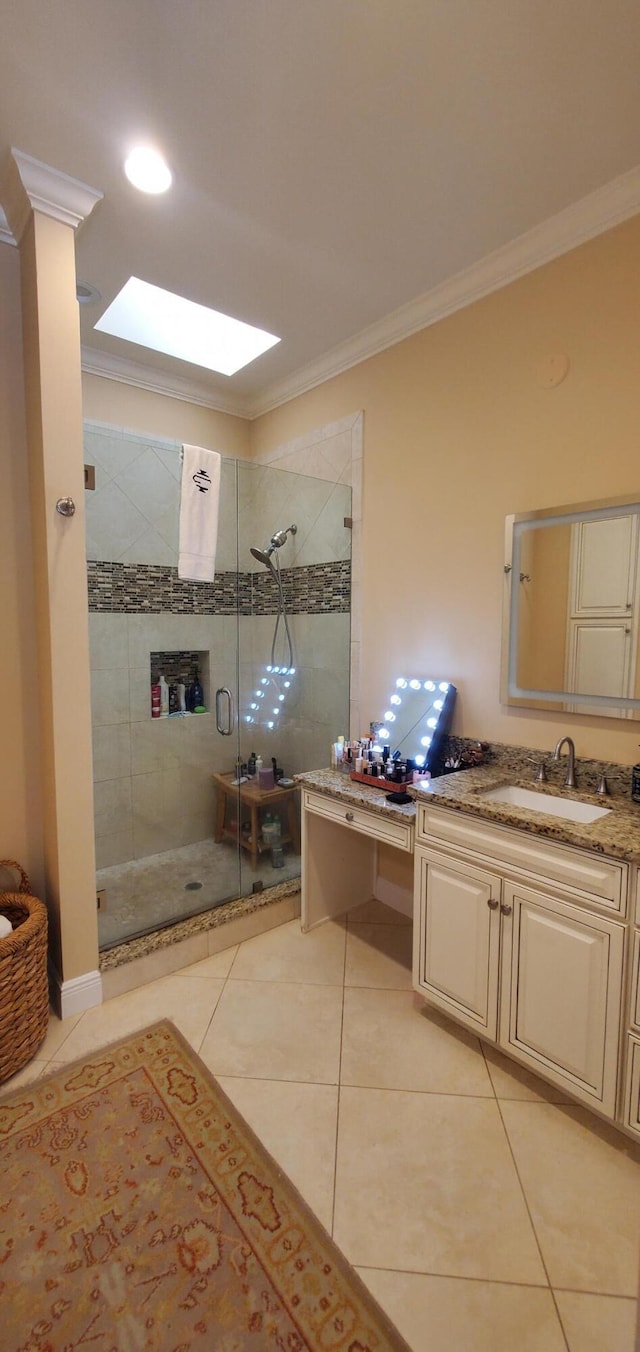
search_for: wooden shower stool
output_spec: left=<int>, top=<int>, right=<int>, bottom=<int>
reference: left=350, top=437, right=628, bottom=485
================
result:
left=212, top=771, right=300, bottom=870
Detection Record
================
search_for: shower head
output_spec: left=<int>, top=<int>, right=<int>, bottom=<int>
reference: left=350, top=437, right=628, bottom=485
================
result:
left=250, top=524, right=297, bottom=571
left=250, top=545, right=276, bottom=571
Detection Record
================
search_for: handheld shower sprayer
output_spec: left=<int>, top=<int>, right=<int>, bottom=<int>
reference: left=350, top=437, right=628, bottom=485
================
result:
left=249, top=524, right=297, bottom=671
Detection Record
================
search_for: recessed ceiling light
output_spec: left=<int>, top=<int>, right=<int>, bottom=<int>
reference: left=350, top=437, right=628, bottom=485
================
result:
left=124, top=147, right=172, bottom=194
left=95, top=277, right=281, bottom=376
left=76, top=280, right=101, bottom=305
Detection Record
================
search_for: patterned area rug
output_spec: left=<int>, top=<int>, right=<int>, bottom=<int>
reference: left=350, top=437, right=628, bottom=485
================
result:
left=0, top=1020, right=409, bottom=1351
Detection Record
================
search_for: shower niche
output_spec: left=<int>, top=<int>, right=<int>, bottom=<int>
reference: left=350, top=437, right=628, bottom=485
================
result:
left=85, top=420, right=352, bottom=949
left=149, top=650, right=210, bottom=717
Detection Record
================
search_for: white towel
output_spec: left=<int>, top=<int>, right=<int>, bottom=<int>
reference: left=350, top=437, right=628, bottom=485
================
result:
left=0, top=916, right=12, bottom=939
left=178, top=445, right=221, bottom=582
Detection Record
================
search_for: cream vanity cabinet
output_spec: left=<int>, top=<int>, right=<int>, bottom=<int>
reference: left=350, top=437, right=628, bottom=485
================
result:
left=623, top=878, right=640, bottom=1137
left=301, top=787, right=414, bottom=930
left=414, top=804, right=626, bottom=1119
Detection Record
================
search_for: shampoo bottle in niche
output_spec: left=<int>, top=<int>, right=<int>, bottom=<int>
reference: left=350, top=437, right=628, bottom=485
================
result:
left=159, top=674, right=169, bottom=717
left=192, top=670, right=205, bottom=712
left=177, top=681, right=186, bottom=713
left=151, top=681, right=161, bottom=718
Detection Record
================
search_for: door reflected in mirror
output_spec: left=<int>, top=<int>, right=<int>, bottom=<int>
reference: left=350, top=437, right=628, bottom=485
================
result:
left=503, top=496, right=640, bottom=720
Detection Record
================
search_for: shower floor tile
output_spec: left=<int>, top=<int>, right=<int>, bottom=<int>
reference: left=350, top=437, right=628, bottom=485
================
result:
left=97, top=836, right=301, bottom=948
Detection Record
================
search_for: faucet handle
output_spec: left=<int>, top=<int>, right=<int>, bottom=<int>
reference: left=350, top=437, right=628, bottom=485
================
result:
left=596, top=773, right=609, bottom=797
left=534, top=761, right=547, bottom=783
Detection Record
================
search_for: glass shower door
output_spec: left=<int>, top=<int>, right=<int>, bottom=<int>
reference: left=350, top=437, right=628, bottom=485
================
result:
left=86, top=425, right=243, bottom=948
left=236, top=458, right=352, bottom=899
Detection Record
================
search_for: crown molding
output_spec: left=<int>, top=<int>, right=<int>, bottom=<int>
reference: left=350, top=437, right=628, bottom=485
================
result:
left=247, top=164, right=640, bottom=418
left=0, top=206, right=16, bottom=247
left=0, top=148, right=103, bottom=245
left=81, top=346, right=251, bottom=419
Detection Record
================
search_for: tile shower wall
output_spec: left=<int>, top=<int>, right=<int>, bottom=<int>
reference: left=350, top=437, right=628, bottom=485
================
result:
left=90, top=612, right=237, bottom=867
left=86, top=422, right=351, bottom=871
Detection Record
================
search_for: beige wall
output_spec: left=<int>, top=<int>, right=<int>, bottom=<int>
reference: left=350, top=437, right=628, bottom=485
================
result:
left=82, top=373, right=250, bottom=457
left=0, top=243, right=44, bottom=892
left=251, top=215, right=640, bottom=766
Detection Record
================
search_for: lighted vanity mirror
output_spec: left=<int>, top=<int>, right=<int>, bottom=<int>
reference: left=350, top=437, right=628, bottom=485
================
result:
left=373, top=678, right=457, bottom=772
left=502, top=494, right=640, bottom=719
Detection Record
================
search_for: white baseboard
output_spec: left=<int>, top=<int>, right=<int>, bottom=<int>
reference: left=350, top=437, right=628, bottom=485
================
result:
left=50, top=967, right=103, bottom=1019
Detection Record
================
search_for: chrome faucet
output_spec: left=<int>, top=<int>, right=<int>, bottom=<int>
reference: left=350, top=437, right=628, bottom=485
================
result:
left=553, top=736, right=577, bottom=789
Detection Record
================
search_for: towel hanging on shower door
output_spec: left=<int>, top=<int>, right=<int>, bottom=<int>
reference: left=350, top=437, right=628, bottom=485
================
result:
left=178, top=444, right=221, bottom=582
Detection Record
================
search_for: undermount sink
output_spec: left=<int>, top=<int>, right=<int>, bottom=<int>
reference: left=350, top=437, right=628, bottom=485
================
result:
left=478, top=784, right=611, bottom=824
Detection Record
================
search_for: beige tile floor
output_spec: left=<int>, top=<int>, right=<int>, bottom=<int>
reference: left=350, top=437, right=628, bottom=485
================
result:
left=3, top=898, right=640, bottom=1352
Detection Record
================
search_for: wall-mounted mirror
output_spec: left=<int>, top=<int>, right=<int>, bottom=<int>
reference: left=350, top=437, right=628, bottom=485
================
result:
left=372, top=678, right=457, bottom=771
left=502, top=494, right=640, bottom=719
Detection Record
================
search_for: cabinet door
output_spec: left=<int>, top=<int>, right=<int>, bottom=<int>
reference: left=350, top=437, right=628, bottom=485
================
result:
left=499, top=883, right=624, bottom=1116
left=565, top=618, right=634, bottom=716
left=623, top=1036, right=640, bottom=1140
left=413, top=846, right=501, bottom=1038
left=570, top=514, right=638, bottom=616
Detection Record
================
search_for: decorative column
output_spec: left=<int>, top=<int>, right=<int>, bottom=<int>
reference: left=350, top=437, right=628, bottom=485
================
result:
left=0, top=150, right=104, bottom=1015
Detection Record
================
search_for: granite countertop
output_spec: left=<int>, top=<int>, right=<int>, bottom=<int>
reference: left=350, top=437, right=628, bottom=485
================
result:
left=295, top=768, right=417, bottom=823
left=297, top=764, right=640, bottom=863
left=413, top=765, right=640, bottom=864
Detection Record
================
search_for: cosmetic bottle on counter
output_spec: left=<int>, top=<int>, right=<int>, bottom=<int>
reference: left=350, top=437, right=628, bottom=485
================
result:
left=632, top=750, right=640, bottom=803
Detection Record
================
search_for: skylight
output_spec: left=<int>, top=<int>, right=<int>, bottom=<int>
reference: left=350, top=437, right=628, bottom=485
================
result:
left=94, top=277, right=281, bottom=376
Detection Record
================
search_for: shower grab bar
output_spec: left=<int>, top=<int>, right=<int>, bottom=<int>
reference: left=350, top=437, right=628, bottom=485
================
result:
left=215, top=687, right=234, bottom=736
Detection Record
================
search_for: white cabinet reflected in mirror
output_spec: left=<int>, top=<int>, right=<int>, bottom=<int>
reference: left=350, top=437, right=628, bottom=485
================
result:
left=502, top=494, right=640, bottom=720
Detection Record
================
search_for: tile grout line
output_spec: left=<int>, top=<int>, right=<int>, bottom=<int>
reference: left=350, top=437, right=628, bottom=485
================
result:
left=329, top=923, right=349, bottom=1240
left=491, top=1091, right=571, bottom=1352
left=354, top=1262, right=555, bottom=1291
left=193, top=948, right=239, bottom=1055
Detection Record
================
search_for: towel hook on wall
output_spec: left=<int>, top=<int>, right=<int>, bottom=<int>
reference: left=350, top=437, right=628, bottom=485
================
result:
left=504, top=565, right=531, bottom=582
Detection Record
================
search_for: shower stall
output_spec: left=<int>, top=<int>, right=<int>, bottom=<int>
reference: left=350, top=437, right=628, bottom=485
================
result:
left=84, top=422, right=352, bottom=949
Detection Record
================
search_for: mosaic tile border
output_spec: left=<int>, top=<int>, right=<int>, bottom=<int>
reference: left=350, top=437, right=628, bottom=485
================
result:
left=88, top=559, right=351, bottom=616
left=99, top=876, right=302, bottom=971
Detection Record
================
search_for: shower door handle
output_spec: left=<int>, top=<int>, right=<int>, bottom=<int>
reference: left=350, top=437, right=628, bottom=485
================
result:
left=215, top=687, right=234, bottom=736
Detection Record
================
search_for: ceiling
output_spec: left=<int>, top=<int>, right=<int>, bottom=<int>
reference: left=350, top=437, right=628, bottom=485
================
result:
left=1, top=0, right=640, bottom=418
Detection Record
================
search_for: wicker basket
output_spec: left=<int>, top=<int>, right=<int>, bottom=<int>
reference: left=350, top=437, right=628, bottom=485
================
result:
left=0, top=859, right=49, bottom=1086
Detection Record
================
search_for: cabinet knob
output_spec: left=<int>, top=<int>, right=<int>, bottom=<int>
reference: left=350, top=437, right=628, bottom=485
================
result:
left=487, top=898, right=499, bottom=910
left=500, top=902, right=512, bottom=916
left=345, top=811, right=354, bottom=822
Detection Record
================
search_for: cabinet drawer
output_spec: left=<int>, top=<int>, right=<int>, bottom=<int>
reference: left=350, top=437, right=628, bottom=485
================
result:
left=303, top=790, right=413, bottom=852
left=624, top=1036, right=640, bottom=1139
left=634, top=867, right=640, bottom=927
left=417, top=805, right=626, bottom=913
